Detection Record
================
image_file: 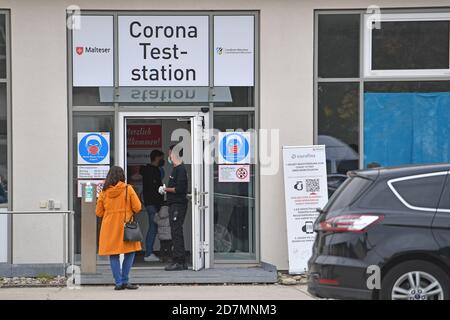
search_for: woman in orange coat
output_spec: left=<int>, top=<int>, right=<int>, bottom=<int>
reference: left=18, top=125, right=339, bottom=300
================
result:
left=96, top=166, right=142, bottom=290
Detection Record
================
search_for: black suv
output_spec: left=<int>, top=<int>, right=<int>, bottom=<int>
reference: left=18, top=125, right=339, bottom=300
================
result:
left=308, top=164, right=450, bottom=300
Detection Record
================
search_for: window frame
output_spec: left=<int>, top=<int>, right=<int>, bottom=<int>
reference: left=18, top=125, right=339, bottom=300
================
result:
left=363, top=12, right=450, bottom=78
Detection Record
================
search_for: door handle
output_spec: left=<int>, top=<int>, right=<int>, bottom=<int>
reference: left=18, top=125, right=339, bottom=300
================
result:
left=198, top=206, right=209, bottom=210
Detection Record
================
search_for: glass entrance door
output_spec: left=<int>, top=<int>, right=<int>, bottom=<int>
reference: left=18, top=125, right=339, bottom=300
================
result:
left=118, top=112, right=210, bottom=270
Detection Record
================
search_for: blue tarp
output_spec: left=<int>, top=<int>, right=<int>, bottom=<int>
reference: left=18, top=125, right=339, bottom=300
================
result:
left=364, top=92, right=450, bottom=167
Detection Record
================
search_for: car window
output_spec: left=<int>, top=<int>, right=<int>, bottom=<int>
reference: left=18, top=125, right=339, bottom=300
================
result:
left=391, top=174, right=446, bottom=210
left=437, top=177, right=450, bottom=210
left=324, top=176, right=373, bottom=212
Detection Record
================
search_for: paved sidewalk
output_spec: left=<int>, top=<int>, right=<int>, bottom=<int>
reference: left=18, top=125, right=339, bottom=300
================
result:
left=0, top=284, right=315, bottom=300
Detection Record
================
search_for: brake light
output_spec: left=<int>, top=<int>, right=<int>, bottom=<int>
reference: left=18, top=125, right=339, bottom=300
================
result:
left=319, top=215, right=383, bottom=232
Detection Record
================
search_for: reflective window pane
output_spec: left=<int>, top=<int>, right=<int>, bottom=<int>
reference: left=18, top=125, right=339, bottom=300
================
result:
left=213, top=112, right=256, bottom=261
left=73, top=87, right=112, bottom=106
left=0, top=83, right=7, bottom=204
left=0, top=14, right=6, bottom=79
left=318, top=83, right=359, bottom=194
left=72, top=113, right=114, bottom=256
left=372, top=21, right=450, bottom=70
left=318, top=14, right=360, bottom=78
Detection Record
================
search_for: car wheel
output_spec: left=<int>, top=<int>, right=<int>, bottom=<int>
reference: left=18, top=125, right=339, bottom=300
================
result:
left=380, top=260, right=450, bottom=300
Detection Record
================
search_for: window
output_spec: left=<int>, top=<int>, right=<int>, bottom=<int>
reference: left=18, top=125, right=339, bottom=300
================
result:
left=316, top=10, right=450, bottom=181
left=364, top=12, right=450, bottom=77
left=318, top=14, right=360, bottom=78
left=316, top=13, right=361, bottom=188
left=318, top=82, right=359, bottom=175
left=364, top=81, right=450, bottom=167
left=213, top=112, right=256, bottom=261
left=390, top=174, right=446, bottom=209
left=72, top=113, right=114, bottom=256
left=0, top=13, right=9, bottom=206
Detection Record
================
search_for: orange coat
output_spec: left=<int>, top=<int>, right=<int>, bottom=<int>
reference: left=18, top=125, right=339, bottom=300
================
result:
left=96, top=181, right=142, bottom=256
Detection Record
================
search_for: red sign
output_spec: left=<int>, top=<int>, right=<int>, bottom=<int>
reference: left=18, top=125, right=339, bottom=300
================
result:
left=76, top=46, right=84, bottom=55
left=127, top=124, right=162, bottom=149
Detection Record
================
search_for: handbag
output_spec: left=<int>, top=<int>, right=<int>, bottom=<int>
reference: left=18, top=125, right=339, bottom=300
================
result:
left=123, top=185, right=143, bottom=242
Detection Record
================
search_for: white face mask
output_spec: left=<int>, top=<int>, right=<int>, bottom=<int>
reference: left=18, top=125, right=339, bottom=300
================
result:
left=168, top=157, right=173, bottom=165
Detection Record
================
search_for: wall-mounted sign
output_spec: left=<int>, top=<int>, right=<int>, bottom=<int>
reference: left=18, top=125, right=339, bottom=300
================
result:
left=77, top=132, right=110, bottom=165
left=218, top=164, right=250, bottom=183
left=77, top=180, right=104, bottom=198
left=77, top=165, right=110, bottom=179
left=118, top=16, right=209, bottom=86
left=218, top=132, right=251, bottom=164
left=214, top=16, right=255, bottom=87
left=127, top=124, right=162, bottom=149
left=72, top=15, right=114, bottom=87
left=282, top=145, right=328, bottom=274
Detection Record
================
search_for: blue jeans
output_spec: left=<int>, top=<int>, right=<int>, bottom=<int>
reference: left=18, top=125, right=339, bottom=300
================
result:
left=109, top=252, right=135, bottom=286
left=145, top=205, right=158, bottom=256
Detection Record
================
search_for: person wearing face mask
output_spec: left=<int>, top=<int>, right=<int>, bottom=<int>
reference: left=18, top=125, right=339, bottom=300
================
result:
left=159, top=144, right=189, bottom=271
left=140, top=149, right=165, bottom=262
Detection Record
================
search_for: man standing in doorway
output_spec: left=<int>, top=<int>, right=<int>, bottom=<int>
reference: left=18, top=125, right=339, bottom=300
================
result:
left=141, top=150, right=165, bottom=262
left=161, top=144, right=188, bottom=271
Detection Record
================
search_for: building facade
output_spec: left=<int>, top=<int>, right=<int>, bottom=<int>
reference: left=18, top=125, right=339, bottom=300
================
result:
left=1, top=0, right=450, bottom=279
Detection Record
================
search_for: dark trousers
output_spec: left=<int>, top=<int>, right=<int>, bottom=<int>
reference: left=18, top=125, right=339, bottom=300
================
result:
left=168, top=203, right=187, bottom=264
left=160, top=240, right=172, bottom=259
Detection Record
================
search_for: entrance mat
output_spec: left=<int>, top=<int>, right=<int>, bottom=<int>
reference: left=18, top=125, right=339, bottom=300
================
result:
left=80, top=266, right=277, bottom=285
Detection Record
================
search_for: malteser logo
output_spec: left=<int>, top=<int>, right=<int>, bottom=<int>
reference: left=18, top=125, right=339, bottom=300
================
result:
left=75, top=46, right=111, bottom=56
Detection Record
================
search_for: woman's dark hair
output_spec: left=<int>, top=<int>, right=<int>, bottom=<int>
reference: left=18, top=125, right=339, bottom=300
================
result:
left=102, top=166, right=125, bottom=191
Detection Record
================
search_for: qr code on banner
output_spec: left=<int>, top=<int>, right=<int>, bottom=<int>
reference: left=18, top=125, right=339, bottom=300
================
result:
left=306, top=178, right=320, bottom=193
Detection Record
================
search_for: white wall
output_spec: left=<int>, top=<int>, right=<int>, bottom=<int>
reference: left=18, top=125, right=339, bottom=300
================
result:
left=1, top=0, right=450, bottom=268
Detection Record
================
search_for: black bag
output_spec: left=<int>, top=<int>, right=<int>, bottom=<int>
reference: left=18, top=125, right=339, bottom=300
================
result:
left=123, top=185, right=143, bottom=242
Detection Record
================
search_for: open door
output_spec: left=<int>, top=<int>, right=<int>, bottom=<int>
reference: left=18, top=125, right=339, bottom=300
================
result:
left=191, top=115, right=209, bottom=271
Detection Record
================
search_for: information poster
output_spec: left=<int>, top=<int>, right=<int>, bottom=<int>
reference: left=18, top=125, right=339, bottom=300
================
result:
left=77, top=132, right=110, bottom=165
left=282, top=145, right=328, bottom=274
left=72, top=15, right=114, bottom=87
left=77, top=166, right=110, bottom=179
left=118, top=16, right=209, bottom=86
left=218, top=164, right=250, bottom=183
left=218, top=132, right=251, bottom=164
left=77, top=180, right=105, bottom=198
left=214, top=16, right=254, bottom=86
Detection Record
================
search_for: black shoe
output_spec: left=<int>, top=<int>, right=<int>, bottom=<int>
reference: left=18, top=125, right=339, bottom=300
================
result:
left=114, top=285, right=125, bottom=291
left=165, top=263, right=188, bottom=271
left=122, top=283, right=139, bottom=290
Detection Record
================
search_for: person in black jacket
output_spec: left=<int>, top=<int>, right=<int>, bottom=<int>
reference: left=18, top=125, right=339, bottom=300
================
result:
left=140, top=149, right=165, bottom=262
left=161, top=144, right=189, bottom=271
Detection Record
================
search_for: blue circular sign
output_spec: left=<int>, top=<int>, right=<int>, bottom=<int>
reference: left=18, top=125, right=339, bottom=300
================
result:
left=219, top=133, right=250, bottom=163
left=78, top=133, right=109, bottom=164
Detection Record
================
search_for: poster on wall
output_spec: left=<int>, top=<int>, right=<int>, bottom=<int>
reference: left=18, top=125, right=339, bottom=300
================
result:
left=77, top=180, right=105, bottom=198
left=118, top=16, right=209, bottom=86
left=77, top=165, right=109, bottom=179
left=77, top=132, right=110, bottom=165
left=0, top=208, right=7, bottom=263
left=214, top=16, right=255, bottom=86
left=282, top=145, right=328, bottom=274
left=72, top=15, right=114, bottom=87
left=218, top=164, right=250, bottom=183
left=218, top=132, right=251, bottom=164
